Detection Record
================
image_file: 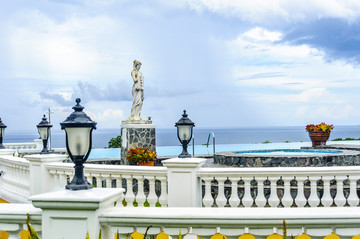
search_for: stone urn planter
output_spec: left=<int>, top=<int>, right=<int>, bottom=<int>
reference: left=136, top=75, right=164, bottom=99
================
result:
left=306, top=123, right=333, bottom=147
left=308, top=131, right=330, bottom=147
left=138, top=161, right=155, bottom=166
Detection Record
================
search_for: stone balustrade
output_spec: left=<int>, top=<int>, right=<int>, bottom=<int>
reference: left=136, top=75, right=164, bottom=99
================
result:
left=0, top=151, right=30, bottom=203
left=4, top=200, right=360, bottom=238
left=3, top=152, right=360, bottom=209
left=4, top=139, right=43, bottom=151
left=46, top=162, right=168, bottom=207
left=0, top=203, right=41, bottom=238
left=2, top=152, right=360, bottom=238
left=199, top=166, right=360, bottom=208
left=99, top=207, right=360, bottom=239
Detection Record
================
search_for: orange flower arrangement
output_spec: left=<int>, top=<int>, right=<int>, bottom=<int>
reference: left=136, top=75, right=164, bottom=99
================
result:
left=306, top=122, right=334, bottom=133
left=126, top=147, right=157, bottom=165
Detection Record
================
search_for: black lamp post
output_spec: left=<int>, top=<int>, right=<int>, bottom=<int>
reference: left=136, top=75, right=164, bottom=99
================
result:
left=0, top=118, right=6, bottom=149
left=37, top=115, right=52, bottom=154
left=175, top=110, right=195, bottom=158
left=60, top=98, right=97, bottom=191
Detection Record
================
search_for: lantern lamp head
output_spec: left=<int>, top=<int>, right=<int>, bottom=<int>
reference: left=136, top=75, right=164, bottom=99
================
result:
left=37, top=115, right=52, bottom=154
left=0, top=118, right=6, bottom=149
left=60, top=98, right=97, bottom=190
left=175, top=110, right=195, bottom=158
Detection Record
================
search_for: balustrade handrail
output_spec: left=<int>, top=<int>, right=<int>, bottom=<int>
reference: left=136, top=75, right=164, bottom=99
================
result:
left=99, top=207, right=360, bottom=238
left=4, top=142, right=37, bottom=147
left=198, top=165, right=360, bottom=176
left=45, top=162, right=168, bottom=177
left=0, top=203, right=41, bottom=223
left=0, top=155, right=30, bottom=168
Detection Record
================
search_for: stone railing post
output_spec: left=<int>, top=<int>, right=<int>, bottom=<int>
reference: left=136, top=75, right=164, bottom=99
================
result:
left=162, top=157, right=206, bottom=207
left=34, top=139, right=43, bottom=150
left=30, top=188, right=125, bottom=239
left=25, top=154, right=67, bottom=195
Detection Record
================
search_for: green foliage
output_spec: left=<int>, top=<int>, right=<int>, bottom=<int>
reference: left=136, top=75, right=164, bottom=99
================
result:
left=108, top=135, right=122, bottom=148
left=332, top=138, right=343, bottom=141
left=332, top=137, right=360, bottom=141
left=144, top=226, right=152, bottom=239
left=126, top=147, right=157, bottom=164
left=26, top=214, right=39, bottom=239
left=262, top=140, right=271, bottom=144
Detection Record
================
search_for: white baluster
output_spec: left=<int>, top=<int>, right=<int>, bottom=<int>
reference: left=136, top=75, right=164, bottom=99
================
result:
left=215, top=177, right=227, bottom=207
left=334, top=176, right=347, bottom=207
left=282, top=176, right=293, bottom=207
left=348, top=175, right=359, bottom=207
left=147, top=176, right=158, bottom=207
left=321, top=176, right=333, bottom=207
left=157, top=176, right=168, bottom=207
left=106, top=175, right=112, bottom=188
left=228, top=177, right=240, bottom=207
left=123, top=175, right=135, bottom=207
left=202, top=177, right=214, bottom=207
left=242, top=177, right=253, bottom=207
left=255, top=177, right=267, bottom=207
left=295, top=176, right=307, bottom=207
left=96, top=175, right=103, bottom=188
left=115, top=175, right=123, bottom=188
left=268, top=177, right=280, bottom=207
left=136, top=176, right=146, bottom=207
left=308, top=176, right=320, bottom=207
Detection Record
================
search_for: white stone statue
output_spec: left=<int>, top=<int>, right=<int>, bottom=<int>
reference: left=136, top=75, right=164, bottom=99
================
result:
left=127, top=60, right=144, bottom=121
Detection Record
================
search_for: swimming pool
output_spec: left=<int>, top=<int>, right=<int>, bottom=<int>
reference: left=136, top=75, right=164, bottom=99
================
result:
left=234, top=149, right=343, bottom=156
left=88, top=140, right=360, bottom=159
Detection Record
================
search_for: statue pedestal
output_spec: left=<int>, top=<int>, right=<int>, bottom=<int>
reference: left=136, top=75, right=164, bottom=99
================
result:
left=121, top=120, right=156, bottom=164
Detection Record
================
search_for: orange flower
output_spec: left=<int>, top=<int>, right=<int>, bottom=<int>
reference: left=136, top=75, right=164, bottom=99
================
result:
left=306, top=123, right=333, bottom=133
left=126, top=147, right=157, bottom=165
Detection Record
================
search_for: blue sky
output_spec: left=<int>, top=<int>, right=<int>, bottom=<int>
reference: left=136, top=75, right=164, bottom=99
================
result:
left=2, top=0, right=360, bottom=130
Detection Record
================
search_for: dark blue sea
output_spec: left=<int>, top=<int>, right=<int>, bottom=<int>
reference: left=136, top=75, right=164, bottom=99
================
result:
left=4, top=125, right=360, bottom=149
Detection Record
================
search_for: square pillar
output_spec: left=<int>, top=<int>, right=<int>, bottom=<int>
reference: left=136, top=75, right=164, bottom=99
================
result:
left=121, top=121, right=156, bottom=164
left=30, top=188, right=125, bottom=239
left=162, top=158, right=206, bottom=207
left=25, top=154, right=67, bottom=195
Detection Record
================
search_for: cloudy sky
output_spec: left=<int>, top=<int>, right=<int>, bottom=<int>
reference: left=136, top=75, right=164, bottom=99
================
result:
left=2, top=0, right=360, bottom=130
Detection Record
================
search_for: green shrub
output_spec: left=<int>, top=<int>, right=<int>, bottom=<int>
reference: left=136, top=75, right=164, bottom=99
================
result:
left=108, top=135, right=122, bottom=148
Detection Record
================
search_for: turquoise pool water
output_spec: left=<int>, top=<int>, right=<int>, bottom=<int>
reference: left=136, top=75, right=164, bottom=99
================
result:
left=88, top=141, right=360, bottom=159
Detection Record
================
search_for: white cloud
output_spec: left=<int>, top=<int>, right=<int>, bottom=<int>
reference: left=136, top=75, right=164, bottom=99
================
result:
left=7, top=10, right=137, bottom=82
left=228, top=27, right=360, bottom=91
left=186, top=0, right=360, bottom=24
left=86, top=109, right=125, bottom=127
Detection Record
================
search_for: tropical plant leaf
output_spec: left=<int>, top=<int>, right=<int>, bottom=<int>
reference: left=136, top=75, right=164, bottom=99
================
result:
left=144, top=225, right=152, bottom=239
left=26, top=214, right=39, bottom=239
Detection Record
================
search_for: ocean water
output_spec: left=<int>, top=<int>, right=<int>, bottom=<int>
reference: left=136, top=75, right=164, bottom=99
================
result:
left=4, top=125, right=360, bottom=149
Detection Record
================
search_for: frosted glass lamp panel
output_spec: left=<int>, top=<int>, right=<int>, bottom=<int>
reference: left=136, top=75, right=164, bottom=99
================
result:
left=179, top=125, right=192, bottom=141
left=65, top=127, right=91, bottom=156
left=0, top=128, right=4, bottom=137
left=38, top=127, right=48, bottom=140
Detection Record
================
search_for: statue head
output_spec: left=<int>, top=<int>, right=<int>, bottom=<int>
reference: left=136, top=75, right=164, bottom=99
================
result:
left=133, top=60, right=142, bottom=69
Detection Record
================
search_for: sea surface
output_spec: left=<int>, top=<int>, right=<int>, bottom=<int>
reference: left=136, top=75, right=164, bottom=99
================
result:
left=4, top=125, right=360, bottom=149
